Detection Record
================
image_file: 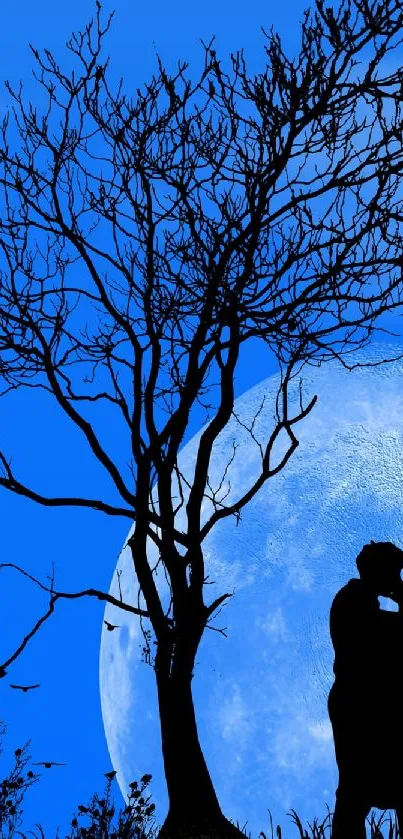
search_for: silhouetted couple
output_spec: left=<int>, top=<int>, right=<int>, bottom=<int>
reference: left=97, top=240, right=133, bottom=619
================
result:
left=328, top=540, right=403, bottom=838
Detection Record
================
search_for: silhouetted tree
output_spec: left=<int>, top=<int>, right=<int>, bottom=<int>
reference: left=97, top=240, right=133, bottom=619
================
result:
left=1, top=1, right=403, bottom=836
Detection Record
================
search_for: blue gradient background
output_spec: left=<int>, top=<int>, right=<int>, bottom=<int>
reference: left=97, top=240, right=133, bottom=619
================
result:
left=0, top=1, right=402, bottom=836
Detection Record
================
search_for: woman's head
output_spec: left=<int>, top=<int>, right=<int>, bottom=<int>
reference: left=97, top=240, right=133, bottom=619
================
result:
left=356, top=540, right=403, bottom=595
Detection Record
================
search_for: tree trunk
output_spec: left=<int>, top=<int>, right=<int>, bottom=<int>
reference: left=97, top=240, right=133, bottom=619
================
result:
left=155, top=662, right=247, bottom=839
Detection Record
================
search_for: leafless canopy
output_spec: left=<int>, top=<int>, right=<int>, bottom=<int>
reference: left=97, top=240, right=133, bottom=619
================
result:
left=1, top=0, right=403, bottom=669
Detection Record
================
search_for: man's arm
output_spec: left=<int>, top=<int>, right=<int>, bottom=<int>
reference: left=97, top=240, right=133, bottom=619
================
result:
left=390, top=584, right=403, bottom=610
left=378, top=585, right=403, bottom=629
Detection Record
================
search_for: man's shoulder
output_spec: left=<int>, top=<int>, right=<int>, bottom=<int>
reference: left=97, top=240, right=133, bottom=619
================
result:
left=331, top=578, right=378, bottom=610
left=334, top=578, right=361, bottom=599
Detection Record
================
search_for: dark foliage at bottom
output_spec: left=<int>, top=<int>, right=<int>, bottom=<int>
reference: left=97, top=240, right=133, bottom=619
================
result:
left=0, top=722, right=400, bottom=839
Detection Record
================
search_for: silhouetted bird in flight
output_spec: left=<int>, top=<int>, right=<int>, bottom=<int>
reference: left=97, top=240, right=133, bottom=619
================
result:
left=104, top=621, right=120, bottom=632
left=10, top=684, right=40, bottom=692
left=32, top=762, right=66, bottom=769
left=104, top=770, right=117, bottom=780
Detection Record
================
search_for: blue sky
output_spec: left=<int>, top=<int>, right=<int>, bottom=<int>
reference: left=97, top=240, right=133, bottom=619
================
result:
left=0, top=1, right=402, bottom=837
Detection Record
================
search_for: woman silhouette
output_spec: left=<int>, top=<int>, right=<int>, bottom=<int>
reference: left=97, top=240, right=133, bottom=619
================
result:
left=328, top=540, right=403, bottom=838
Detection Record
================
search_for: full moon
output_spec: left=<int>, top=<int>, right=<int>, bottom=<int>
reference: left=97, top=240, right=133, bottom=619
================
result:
left=100, top=341, right=403, bottom=838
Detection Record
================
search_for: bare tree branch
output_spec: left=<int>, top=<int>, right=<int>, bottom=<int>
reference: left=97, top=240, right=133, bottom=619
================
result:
left=1, top=13, right=403, bottom=826
left=0, top=560, right=169, bottom=675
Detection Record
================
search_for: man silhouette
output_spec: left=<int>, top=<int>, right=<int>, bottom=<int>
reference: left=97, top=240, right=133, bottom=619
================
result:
left=328, top=540, right=403, bottom=838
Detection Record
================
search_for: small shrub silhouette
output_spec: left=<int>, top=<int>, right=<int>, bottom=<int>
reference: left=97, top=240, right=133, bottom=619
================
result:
left=0, top=721, right=401, bottom=839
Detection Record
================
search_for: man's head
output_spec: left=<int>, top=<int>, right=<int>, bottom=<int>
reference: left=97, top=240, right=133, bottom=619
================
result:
left=356, top=540, right=403, bottom=597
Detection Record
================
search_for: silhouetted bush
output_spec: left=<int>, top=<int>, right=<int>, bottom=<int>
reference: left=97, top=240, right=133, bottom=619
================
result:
left=0, top=721, right=41, bottom=839
left=0, top=720, right=160, bottom=839
left=0, top=720, right=401, bottom=839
